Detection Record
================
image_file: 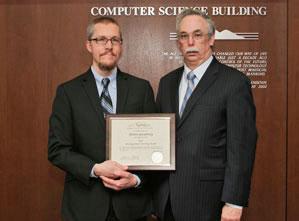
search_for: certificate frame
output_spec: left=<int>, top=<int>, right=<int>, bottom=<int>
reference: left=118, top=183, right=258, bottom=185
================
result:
left=106, top=113, right=175, bottom=170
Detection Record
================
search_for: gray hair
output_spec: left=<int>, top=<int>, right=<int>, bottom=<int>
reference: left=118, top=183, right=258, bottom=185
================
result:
left=176, top=8, right=215, bottom=38
left=86, top=16, right=122, bottom=40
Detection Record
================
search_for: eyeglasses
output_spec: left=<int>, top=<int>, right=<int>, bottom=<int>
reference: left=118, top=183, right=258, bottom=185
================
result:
left=89, top=36, right=122, bottom=46
left=178, top=31, right=208, bottom=41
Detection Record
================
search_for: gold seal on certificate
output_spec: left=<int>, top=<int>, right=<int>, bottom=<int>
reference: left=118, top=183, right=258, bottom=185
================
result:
left=151, top=151, right=163, bottom=163
left=106, top=114, right=175, bottom=170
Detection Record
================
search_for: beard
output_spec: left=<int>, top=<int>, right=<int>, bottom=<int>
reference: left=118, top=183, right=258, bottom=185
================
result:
left=97, top=62, right=117, bottom=72
left=97, top=50, right=119, bottom=72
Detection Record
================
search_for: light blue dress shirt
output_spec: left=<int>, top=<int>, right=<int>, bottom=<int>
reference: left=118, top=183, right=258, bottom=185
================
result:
left=91, top=66, right=117, bottom=114
left=178, top=55, right=213, bottom=113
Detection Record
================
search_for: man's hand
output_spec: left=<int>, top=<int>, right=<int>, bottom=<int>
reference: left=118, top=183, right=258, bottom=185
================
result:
left=92, top=160, right=137, bottom=191
left=93, top=160, right=128, bottom=179
left=221, top=205, right=243, bottom=221
left=100, top=173, right=137, bottom=191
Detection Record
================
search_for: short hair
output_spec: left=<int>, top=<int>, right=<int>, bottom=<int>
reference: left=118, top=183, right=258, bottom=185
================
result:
left=176, top=9, right=216, bottom=38
left=86, top=16, right=122, bottom=40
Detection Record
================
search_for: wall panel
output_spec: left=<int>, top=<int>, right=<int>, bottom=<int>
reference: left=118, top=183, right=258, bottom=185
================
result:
left=287, top=0, right=299, bottom=220
left=0, top=1, right=294, bottom=220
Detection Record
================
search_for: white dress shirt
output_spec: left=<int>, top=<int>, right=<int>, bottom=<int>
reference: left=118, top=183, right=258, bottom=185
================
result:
left=178, top=55, right=213, bottom=113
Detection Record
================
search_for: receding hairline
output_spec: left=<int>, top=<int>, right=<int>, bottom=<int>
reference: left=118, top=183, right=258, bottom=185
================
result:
left=86, top=17, right=122, bottom=40
left=176, top=9, right=215, bottom=38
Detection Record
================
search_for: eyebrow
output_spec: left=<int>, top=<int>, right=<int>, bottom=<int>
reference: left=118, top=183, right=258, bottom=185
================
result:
left=92, top=35, right=121, bottom=38
left=179, top=29, right=203, bottom=34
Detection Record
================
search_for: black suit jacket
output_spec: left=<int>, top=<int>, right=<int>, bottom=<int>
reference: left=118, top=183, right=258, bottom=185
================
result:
left=48, top=69, right=156, bottom=221
left=153, top=58, right=257, bottom=221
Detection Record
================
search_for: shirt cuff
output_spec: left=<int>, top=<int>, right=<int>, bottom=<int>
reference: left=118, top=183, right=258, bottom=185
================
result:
left=133, top=174, right=141, bottom=187
left=90, top=164, right=98, bottom=178
left=225, top=203, right=243, bottom=209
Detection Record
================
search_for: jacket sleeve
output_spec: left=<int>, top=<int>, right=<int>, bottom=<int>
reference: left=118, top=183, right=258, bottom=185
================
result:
left=48, top=85, right=96, bottom=186
left=221, top=76, right=258, bottom=206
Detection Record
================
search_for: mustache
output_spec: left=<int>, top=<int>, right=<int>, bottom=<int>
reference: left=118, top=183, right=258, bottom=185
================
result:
left=100, top=50, right=116, bottom=56
left=185, top=47, right=200, bottom=53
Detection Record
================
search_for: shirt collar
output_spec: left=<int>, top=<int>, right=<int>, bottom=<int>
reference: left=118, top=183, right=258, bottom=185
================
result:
left=91, top=66, right=117, bottom=88
left=183, top=55, right=213, bottom=80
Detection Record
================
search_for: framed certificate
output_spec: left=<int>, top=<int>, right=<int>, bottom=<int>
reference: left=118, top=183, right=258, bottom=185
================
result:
left=106, top=113, right=175, bottom=170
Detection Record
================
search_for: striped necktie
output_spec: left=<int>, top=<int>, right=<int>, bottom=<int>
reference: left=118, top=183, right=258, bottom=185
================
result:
left=100, top=78, right=113, bottom=115
left=180, top=71, right=196, bottom=117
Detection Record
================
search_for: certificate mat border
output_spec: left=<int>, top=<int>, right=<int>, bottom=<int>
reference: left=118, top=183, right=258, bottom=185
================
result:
left=106, top=113, right=175, bottom=170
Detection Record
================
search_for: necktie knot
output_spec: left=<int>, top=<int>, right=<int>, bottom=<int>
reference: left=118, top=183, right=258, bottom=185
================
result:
left=102, top=78, right=110, bottom=89
left=187, top=71, right=196, bottom=82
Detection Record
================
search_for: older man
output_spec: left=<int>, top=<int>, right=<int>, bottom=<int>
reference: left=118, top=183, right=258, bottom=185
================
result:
left=153, top=9, right=257, bottom=221
left=48, top=17, right=155, bottom=221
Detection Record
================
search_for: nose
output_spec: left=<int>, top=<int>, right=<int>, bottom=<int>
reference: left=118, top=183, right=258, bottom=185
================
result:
left=187, top=35, right=194, bottom=46
left=105, top=39, right=113, bottom=49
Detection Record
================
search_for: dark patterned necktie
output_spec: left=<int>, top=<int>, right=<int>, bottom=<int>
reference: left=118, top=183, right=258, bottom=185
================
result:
left=179, top=71, right=196, bottom=117
left=100, top=78, right=113, bottom=114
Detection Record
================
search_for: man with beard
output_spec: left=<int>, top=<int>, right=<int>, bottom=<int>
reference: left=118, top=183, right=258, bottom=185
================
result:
left=48, top=17, right=155, bottom=221
left=153, top=9, right=257, bottom=221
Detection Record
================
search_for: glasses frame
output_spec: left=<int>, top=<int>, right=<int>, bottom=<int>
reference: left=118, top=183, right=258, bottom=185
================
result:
left=178, top=31, right=209, bottom=42
left=89, top=36, right=123, bottom=46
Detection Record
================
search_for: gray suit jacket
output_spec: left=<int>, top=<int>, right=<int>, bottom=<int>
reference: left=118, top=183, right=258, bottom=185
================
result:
left=48, top=69, right=156, bottom=221
left=153, top=57, right=257, bottom=221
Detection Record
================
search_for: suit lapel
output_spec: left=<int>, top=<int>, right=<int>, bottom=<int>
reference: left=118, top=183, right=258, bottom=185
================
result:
left=170, top=67, right=184, bottom=124
left=116, top=69, right=129, bottom=113
left=81, top=69, right=105, bottom=129
left=178, top=58, right=220, bottom=128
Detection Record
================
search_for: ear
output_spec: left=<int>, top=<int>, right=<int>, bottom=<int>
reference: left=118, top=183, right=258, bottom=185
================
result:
left=209, top=35, right=215, bottom=47
left=86, top=40, right=92, bottom=53
left=176, top=39, right=182, bottom=51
